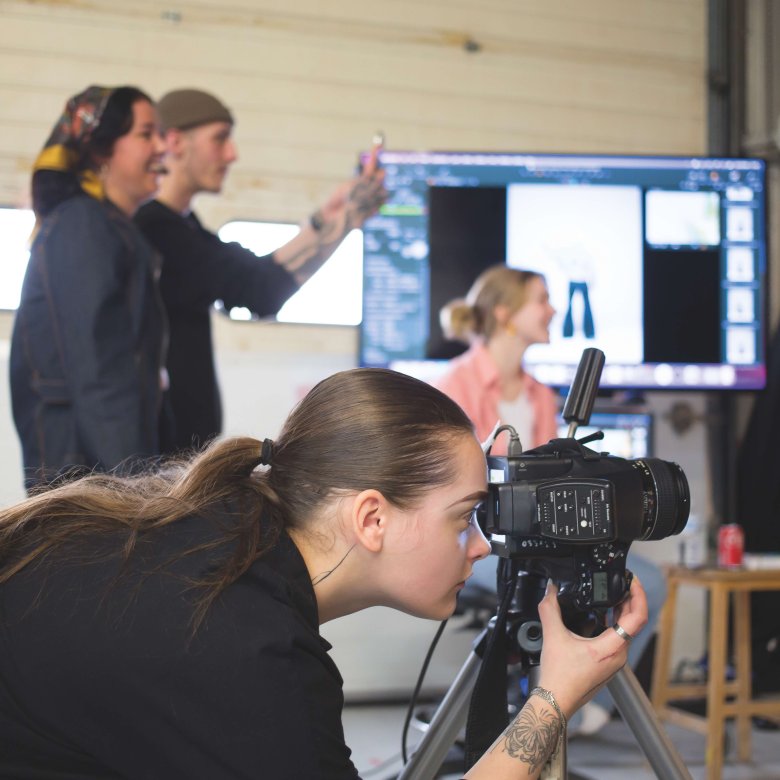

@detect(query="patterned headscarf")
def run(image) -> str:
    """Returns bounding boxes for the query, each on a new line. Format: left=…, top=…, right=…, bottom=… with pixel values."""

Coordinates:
left=32, top=85, right=115, bottom=203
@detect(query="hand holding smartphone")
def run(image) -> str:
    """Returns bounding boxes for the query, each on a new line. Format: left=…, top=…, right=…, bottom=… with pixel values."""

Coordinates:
left=358, top=131, right=385, bottom=174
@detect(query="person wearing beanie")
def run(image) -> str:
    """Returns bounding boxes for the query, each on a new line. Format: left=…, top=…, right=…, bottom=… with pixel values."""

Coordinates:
left=135, top=88, right=387, bottom=454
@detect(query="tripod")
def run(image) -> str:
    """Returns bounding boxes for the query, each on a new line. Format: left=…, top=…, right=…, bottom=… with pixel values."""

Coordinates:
left=396, top=574, right=693, bottom=780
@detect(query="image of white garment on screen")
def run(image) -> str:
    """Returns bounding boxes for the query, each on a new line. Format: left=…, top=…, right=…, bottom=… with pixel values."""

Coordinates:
left=726, top=206, right=755, bottom=242
left=505, top=183, right=643, bottom=367
left=498, top=393, right=534, bottom=452
left=645, top=190, right=720, bottom=246
left=726, top=327, right=757, bottom=365
left=726, top=247, right=755, bottom=282
left=726, top=288, right=755, bottom=323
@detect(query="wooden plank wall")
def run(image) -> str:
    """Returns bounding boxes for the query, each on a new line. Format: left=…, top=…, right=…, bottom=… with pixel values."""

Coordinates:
left=0, top=0, right=707, bottom=231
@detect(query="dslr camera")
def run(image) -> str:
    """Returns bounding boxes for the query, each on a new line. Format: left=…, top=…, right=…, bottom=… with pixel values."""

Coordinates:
left=479, top=349, right=690, bottom=613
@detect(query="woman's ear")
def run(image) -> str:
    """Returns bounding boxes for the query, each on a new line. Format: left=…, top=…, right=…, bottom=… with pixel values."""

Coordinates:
left=92, top=152, right=110, bottom=174
left=351, top=489, right=389, bottom=553
left=493, top=303, right=511, bottom=326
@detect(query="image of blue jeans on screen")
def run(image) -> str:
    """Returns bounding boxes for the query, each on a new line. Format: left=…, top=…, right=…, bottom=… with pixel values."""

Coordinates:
left=563, top=280, right=595, bottom=339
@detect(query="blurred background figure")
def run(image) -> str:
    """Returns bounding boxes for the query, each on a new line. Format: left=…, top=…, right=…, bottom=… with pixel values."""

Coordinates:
left=435, top=262, right=667, bottom=737
left=436, top=265, right=558, bottom=454
left=10, top=85, right=167, bottom=491
left=135, top=88, right=387, bottom=454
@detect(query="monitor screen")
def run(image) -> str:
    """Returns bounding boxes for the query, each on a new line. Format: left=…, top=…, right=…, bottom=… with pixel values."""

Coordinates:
left=359, top=151, right=767, bottom=390
left=557, top=411, right=653, bottom=459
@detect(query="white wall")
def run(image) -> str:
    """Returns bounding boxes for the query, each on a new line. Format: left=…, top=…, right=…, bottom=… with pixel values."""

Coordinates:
left=1, top=0, right=707, bottom=220
left=0, top=0, right=713, bottom=697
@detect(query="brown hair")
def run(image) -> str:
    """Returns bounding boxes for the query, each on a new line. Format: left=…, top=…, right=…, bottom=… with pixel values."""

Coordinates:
left=0, top=368, right=475, bottom=629
left=440, top=265, right=544, bottom=343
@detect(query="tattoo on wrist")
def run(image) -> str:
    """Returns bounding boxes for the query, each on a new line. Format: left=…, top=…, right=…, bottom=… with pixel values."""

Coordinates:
left=347, top=177, right=385, bottom=222
left=491, top=702, right=564, bottom=773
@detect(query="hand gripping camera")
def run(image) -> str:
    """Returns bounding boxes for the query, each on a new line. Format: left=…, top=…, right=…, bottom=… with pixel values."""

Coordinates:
left=479, top=349, right=690, bottom=614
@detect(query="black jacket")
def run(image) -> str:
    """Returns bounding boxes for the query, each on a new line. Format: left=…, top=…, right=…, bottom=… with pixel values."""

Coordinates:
left=9, top=196, right=166, bottom=490
left=134, top=201, right=299, bottom=453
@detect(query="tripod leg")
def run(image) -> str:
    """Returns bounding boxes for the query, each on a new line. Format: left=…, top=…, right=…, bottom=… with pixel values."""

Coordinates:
left=398, top=655, right=569, bottom=780
left=607, top=666, right=693, bottom=780
left=397, top=649, right=482, bottom=780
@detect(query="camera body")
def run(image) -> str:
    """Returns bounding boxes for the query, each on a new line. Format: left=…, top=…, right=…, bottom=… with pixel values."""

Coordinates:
left=482, top=436, right=689, bottom=613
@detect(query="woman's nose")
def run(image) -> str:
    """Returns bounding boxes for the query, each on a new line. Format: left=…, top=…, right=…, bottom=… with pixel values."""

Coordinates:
left=470, top=524, right=492, bottom=561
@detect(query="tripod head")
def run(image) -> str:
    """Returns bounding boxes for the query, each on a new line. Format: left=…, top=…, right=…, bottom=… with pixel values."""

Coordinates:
left=486, top=558, right=608, bottom=684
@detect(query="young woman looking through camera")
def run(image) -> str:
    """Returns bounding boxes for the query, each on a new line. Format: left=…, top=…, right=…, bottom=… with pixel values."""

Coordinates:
left=0, top=368, right=646, bottom=779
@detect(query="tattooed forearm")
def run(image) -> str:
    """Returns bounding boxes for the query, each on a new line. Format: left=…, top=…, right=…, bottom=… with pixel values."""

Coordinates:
left=346, top=177, right=386, bottom=222
left=491, top=704, right=563, bottom=774
left=273, top=169, right=386, bottom=283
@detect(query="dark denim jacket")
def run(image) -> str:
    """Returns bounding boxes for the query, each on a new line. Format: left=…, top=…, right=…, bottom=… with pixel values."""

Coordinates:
left=9, top=195, right=167, bottom=490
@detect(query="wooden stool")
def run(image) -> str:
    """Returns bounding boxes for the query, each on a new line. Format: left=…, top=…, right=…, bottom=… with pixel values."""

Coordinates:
left=651, top=566, right=780, bottom=780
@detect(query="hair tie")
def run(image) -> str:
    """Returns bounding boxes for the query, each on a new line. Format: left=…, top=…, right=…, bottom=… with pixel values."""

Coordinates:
left=260, top=438, right=275, bottom=466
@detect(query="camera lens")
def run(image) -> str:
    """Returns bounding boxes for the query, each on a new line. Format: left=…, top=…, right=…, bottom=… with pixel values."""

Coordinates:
left=635, top=458, right=690, bottom=540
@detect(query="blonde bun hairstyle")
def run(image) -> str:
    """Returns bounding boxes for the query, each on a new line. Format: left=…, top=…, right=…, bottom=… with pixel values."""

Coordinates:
left=439, top=297, right=479, bottom=343
left=440, top=265, right=544, bottom=343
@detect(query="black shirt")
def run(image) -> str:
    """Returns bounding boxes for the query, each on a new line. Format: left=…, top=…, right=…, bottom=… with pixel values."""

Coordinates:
left=0, top=509, right=359, bottom=779
left=135, top=201, right=299, bottom=454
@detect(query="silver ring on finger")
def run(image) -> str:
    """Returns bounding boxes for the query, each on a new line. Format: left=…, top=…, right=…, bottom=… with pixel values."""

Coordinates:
left=612, top=622, right=633, bottom=643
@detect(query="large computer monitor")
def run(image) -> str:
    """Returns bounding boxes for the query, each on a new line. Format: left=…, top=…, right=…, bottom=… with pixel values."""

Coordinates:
left=360, top=151, right=767, bottom=390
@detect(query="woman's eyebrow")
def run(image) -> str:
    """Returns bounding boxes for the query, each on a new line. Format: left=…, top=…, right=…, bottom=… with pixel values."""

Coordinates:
left=446, top=490, right=488, bottom=509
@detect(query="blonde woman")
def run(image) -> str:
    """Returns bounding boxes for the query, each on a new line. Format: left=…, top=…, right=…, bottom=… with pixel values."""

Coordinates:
left=437, top=265, right=557, bottom=453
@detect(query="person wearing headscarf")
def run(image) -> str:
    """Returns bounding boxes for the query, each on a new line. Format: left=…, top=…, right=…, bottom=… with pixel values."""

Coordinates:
left=10, top=85, right=168, bottom=490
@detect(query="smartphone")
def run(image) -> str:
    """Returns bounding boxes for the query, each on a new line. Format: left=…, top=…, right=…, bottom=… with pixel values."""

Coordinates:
left=358, top=131, right=384, bottom=173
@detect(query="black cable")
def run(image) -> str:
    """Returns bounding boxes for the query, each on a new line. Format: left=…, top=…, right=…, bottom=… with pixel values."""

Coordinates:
left=488, top=424, right=520, bottom=455
left=400, top=617, right=448, bottom=765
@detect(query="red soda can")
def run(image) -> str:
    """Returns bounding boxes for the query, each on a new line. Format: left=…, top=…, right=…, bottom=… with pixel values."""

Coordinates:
left=718, top=524, right=744, bottom=568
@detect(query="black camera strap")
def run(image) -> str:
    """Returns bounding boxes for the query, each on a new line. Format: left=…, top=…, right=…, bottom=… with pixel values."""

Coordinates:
left=463, top=558, right=518, bottom=769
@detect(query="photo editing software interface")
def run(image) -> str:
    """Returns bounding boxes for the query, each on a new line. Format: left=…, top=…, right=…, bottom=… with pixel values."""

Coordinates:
left=360, top=152, right=767, bottom=390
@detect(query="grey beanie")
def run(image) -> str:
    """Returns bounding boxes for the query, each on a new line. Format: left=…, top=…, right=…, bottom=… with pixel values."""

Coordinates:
left=157, top=88, right=234, bottom=131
